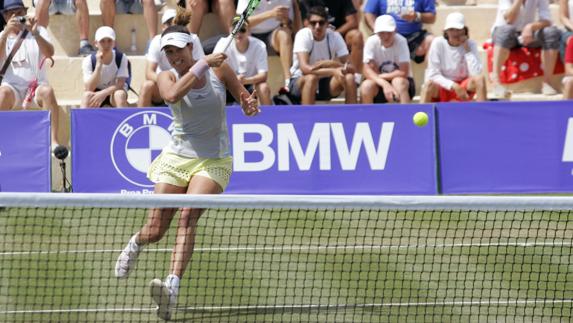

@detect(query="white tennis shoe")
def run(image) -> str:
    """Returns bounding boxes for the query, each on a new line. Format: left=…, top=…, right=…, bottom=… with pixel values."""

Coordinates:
left=114, top=238, right=141, bottom=278
left=150, top=278, right=177, bottom=321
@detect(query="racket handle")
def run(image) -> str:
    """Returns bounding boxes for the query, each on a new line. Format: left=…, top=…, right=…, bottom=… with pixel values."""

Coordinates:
left=214, top=35, right=234, bottom=54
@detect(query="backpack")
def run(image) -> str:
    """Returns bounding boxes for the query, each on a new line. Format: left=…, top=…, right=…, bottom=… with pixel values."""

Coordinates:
left=90, top=50, right=138, bottom=95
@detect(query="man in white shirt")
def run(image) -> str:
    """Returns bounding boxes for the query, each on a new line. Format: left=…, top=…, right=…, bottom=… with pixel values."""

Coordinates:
left=81, top=26, right=129, bottom=108
left=289, top=6, right=357, bottom=104
left=0, top=0, right=64, bottom=152
left=361, top=15, right=414, bottom=104
left=491, top=0, right=562, bottom=96
left=214, top=23, right=272, bottom=105
left=421, top=12, right=486, bottom=103
left=237, top=0, right=302, bottom=92
left=138, top=9, right=204, bottom=107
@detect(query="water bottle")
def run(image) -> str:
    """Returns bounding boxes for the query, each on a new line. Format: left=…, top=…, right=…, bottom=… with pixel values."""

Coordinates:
left=130, top=28, right=137, bottom=53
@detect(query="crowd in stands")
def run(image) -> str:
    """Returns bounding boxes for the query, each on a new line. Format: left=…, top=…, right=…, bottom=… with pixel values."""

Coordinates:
left=2, top=0, right=573, bottom=151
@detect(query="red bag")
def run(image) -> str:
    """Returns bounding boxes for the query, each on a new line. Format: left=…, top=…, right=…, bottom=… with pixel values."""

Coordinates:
left=484, top=42, right=564, bottom=84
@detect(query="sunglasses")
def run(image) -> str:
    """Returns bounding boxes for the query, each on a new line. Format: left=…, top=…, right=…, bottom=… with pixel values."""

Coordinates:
left=238, top=28, right=247, bottom=33
left=309, top=20, right=326, bottom=27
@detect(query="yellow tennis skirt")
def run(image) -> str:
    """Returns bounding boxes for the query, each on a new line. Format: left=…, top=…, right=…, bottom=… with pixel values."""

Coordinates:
left=147, top=151, right=233, bottom=190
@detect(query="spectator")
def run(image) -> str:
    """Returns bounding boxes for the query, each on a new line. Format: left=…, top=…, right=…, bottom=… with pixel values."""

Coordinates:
left=138, top=9, right=205, bottom=107
left=0, top=0, right=64, bottom=151
left=180, top=0, right=235, bottom=35
left=563, top=36, right=573, bottom=99
left=559, top=0, right=573, bottom=62
left=363, top=0, right=436, bottom=64
left=289, top=6, right=357, bottom=104
left=236, top=0, right=302, bottom=92
left=300, top=0, right=364, bottom=84
left=421, top=12, right=486, bottom=103
left=81, top=26, right=129, bottom=108
left=214, top=23, right=272, bottom=105
left=491, top=0, right=561, bottom=97
left=33, top=0, right=95, bottom=55
left=361, top=15, right=414, bottom=104
left=100, top=0, right=158, bottom=41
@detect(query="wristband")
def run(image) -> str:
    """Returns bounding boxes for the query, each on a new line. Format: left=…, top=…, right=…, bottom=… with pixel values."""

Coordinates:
left=415, top=12, right=422, bottom=23
left=189, top=59, right=209, bottom=78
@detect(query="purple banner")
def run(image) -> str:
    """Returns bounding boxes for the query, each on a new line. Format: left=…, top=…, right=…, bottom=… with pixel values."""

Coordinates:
left=72, top=108, right=172, bottom=193
left=0, top=111, right=50, bottom=192
left=438, top=101, right=573, bottom=194
left=72, top=105, right=437, bottom=194
left=227, top=104, right=437, bottom=194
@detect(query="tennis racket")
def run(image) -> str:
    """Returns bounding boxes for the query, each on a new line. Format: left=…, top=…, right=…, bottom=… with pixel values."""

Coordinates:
left=218, top=0, right=262, bottom=52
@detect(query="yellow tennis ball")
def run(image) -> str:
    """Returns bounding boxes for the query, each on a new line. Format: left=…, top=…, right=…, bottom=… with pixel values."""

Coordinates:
left=413, top=112, right=429, bottom=127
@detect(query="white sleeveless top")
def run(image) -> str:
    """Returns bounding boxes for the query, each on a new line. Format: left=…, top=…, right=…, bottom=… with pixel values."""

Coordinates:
left=165, top=68, right=230, bottom=158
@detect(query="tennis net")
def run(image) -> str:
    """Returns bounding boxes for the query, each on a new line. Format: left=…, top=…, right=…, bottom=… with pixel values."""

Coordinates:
left=0, top=193, right=571, bottom=322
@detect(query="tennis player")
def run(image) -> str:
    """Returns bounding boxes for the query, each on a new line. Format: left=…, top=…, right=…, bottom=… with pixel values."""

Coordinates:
left=114, top=11, right=260, bottom=321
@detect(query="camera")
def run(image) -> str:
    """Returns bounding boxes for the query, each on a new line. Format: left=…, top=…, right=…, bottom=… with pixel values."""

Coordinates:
left=15, top=16, right=26, bottom=24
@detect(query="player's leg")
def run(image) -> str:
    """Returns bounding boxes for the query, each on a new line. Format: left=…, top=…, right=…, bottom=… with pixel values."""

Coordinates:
left=115, top=182, right=185, bottom=279
left=151, top=159, right=229, bottom=320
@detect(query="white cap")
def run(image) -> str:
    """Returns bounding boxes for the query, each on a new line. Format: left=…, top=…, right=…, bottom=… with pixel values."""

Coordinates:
left=161, top=9, right=176, bottom=24
left=444, top=12, right=465, bottom=30
left=161, top=32, right=193, bottom=50
left=95, top=26, right=116, bottom=42
left=374, top=15, right=396, bottom=33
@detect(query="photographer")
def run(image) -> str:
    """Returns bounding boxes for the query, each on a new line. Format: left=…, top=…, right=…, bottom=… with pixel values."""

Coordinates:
left=0, top=0, right=64, bottom=152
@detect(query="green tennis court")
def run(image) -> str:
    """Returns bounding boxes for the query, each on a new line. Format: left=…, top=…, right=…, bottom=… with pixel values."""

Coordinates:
left=1, top=206, right=572, bottom=322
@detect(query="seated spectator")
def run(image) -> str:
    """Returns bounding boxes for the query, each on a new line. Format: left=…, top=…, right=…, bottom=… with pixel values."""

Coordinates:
left=361, top=15, right=414, bottom=104
left=33, top=0, right=95, bottom=55
left=563, top=36, right=573, bottom=99
left=236, top=0, right=302, bottom=92
left=289, top=6, right=357, bottom=104
left=560, top=0, right=573, bottom=61
left=138, top=9, right=205, bottom=107
left=81, top=26, right=129, bottom=108
left=0, top=0, right=64, bottom=152
left=214, top=23, right=272, bottom=105
left=180, top=0, right=235, bottom=35
left=491, top=0, right=561, bottom=97
left=363, top=0, right=436, bottom=64
left=421, top=12, right=486, bottom=103
left=100, top=0, right=158, bottom=41
left=300, top=0, right=364, bottom=84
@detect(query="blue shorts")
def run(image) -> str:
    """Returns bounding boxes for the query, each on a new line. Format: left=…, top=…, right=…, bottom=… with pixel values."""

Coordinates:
left=33, top=0, right=76, bottom=15
left=115, top=0, right=143, bottom=14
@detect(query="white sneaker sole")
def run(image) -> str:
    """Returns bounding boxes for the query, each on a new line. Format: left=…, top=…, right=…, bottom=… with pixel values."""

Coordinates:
left=150, top=279, right=173, bottom=321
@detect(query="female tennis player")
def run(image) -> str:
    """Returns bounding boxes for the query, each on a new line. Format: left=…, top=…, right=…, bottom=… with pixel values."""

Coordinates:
left=114, top=10, right=259, bottom=321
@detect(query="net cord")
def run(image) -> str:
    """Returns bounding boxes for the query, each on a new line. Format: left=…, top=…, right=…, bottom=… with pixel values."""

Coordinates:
left=1, top=193, right=573, bottom=210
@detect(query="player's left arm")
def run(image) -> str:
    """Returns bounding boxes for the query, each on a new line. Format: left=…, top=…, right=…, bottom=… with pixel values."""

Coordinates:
left=217, top=63, right=260, bottom=116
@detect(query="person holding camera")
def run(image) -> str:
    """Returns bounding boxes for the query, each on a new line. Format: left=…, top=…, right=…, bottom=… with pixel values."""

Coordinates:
left=420, top=12, right=486, bottom=103
left=0, top=0, right=64, bottom=153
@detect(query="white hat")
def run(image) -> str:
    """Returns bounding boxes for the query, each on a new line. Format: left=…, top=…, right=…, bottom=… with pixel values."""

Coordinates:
left=161, top=32, right=193, bottom=50
left=161, top=9, right=176, bottom=24
left=95, top=26, right=116, bottom=42
left=444, top=12, right=465, bottom=30
left=374, top=15, right=396, bottom=33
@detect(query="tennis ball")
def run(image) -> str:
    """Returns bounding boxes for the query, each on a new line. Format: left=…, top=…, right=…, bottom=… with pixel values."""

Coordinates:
left=413, top=112, right=429, bottom=127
